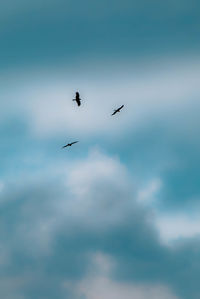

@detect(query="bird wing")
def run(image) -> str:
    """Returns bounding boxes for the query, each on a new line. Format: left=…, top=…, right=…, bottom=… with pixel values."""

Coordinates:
left=111, top=110, right=117, bottom=115
left=76, top=92, right=80, bottom=98
left=62, top=144, right=69, bottom=148
left=76, top=99, right=81, bottom=106
left=71, top=141, right=79, bottom=145
left=119, top=105, right=124, bottom=110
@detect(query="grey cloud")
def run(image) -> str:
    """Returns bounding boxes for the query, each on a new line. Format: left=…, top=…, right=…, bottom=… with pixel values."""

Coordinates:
left=0, top=152, right=200, bottom=298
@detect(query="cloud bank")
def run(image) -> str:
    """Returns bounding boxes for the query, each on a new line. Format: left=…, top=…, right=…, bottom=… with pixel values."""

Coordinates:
left=0, top=150, right=200, bottom=298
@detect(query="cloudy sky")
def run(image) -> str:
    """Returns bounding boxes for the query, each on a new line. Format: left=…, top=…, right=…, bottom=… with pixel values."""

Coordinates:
left=1, top=1, right=200, bottom=298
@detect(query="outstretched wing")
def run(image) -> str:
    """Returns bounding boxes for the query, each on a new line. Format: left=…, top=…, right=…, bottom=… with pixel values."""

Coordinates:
left=111, top=110, right=117, bottom=116
left=111, top=105, right=124, bottom=116
left=71, top=141, right=79, bottom=145
left=62, top=144, right=69, bottom=148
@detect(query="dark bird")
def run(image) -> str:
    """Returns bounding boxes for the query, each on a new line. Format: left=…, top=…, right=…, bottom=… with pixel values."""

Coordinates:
left=73, top=92, right=81, bottom=106
left=62, top=141, right=79, bottom=149
left=111, top=105, right=124, bottom=116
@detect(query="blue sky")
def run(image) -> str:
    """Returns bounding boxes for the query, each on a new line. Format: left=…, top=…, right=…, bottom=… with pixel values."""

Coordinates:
left=0, top=1, right=200, bottom=298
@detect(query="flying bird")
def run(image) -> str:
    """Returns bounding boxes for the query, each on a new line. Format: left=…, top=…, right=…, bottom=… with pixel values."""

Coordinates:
left=111, top=105, right=124, bottom=116
left=73, top=92, right=81, bottom=106
left=62, top=141, right=79, bottom=149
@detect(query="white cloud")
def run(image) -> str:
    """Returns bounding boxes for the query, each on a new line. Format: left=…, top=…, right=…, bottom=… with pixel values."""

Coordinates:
left=0, top=148, right=198, bottom=298
left=155, top=213, right=200, bottom=245
left=59, top=149, right=136, bottom=231
left=77, top=277, right=180, bottom=299
left=0, top=149, right=134, bottom=257
left=137, top=178, right=162, bottom=205
left=71, top=252, right=180, bottom=299
left=2, top=55, right=199, bottom=139
left=67, top=148, right=129, bottom=197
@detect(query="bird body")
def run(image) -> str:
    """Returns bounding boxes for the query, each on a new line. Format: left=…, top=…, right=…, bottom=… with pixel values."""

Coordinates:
left=73, top=92, right=81, bottom=106
left=62, top=141, right=79, bottom=148
left=111, top=105, right=124, bottom=115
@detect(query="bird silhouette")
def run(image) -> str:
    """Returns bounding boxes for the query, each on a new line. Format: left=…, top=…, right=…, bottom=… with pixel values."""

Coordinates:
left=62, top=141, right=79, bottom=149
left=111, top=105, right=124, bottom=116
left=73, top=92, right=81, bottom=106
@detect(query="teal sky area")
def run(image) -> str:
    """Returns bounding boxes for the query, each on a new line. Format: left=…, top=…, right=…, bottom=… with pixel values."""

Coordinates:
left=0, top=1, right=200, bottom=298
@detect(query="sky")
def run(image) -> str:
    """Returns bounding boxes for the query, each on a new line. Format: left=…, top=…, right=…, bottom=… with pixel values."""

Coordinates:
left=0, top=1, right=200, bottom=298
